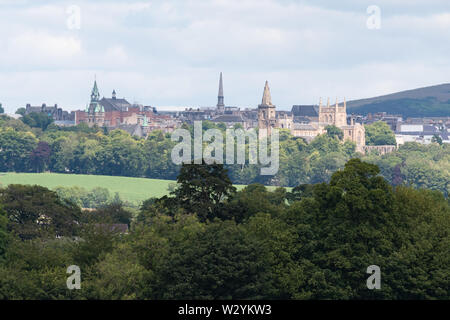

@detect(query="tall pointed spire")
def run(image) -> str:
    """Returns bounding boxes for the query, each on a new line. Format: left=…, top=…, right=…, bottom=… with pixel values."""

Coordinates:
left=217, top=72, right=225, bottom=112
left=261, top=81, right=273, bottom=106
left=218, top=72, right=224, bottom=97
left=91, top=80, right=100, bottom=102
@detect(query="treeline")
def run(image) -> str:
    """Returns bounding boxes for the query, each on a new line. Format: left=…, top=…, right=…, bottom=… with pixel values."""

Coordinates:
left=0, top=115, right=448, bottom=196
left=0, top=160, right=449, bottom=299
left=54, top=186, right=123, bottom=209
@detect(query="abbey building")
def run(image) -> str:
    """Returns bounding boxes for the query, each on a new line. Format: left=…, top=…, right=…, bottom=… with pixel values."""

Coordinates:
left=257, top=81, right=366, bottom=152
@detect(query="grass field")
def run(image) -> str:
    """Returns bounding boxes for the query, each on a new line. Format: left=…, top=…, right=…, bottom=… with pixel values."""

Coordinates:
left=0, top=173, right=284, bottom=205
left=0, top=173, right=175, bottom=205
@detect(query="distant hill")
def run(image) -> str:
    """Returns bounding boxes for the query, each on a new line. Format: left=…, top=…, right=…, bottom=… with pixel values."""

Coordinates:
left=347, top=83, right=450, bottom=118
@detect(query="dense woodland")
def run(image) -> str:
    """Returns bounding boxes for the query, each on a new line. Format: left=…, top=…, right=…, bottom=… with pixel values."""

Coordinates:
left=0, top=114, right=448, bottom=196
left=0, top=159, right=448, bottom=299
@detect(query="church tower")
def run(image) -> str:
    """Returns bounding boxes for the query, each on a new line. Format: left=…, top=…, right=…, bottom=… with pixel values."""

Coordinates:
left=217, top=72, right=225, bottom=114
left=258, top=81, right=277, bottom=139
left=318, top=97, right=347, bottom=127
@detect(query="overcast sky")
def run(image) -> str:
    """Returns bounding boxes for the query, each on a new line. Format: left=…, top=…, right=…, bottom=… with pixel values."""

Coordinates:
left=0, top=0, right=449, bottom=112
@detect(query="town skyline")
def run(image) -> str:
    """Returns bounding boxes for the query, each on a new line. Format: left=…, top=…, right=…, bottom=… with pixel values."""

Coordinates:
left=4, top=73, right=450, bottom=113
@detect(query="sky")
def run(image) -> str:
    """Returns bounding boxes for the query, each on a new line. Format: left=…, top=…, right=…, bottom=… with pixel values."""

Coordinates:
left=0, top=0, right=449, bottom=112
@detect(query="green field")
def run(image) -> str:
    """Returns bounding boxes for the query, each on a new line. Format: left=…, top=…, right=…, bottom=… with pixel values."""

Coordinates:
left=0, top=173, right=283, bottom=205
left=0, top=173, right=175, bottom=205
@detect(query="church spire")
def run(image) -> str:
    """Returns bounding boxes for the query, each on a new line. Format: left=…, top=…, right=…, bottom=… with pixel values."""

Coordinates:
left=91, top=80, right=100, bottom=102
left=217, top=72, right=224, bottom=111
left=218, top=72, right=224, bottom=97
left=261, top=81, right=273, bottom=106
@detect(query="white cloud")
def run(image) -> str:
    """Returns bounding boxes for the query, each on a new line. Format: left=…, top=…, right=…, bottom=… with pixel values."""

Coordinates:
left=10, top=32, right=82, bottom=58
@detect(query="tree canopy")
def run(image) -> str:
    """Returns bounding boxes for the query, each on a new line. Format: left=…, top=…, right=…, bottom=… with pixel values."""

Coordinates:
left=0, top=159, right=448, bottom=300
left=365, top=121, right=397, bottom=146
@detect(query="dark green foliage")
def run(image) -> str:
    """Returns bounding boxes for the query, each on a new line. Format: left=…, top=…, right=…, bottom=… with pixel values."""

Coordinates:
left=15, top=108, right=26, bottom=116
left=325, top=125, right=344, bottom=140
left=432, top=134, right=443, bottom=145
left=0, top=127, right=37, bottom=172
left=365, top=121, right=397, bottom=146
left=88, top=202, right=133, bottom=227
left=166, top=160, right=236, bottom=222
left=0, top=160, right=449, bottom=300
left=287, top=184, right=314, bottom=203
left=286, top=159, right=449, bottom=299
left=21, top=112, right=54, bottom=131
left=0, top=205, right=8, bottom=261
left=0, top=185, right=82, bottom=240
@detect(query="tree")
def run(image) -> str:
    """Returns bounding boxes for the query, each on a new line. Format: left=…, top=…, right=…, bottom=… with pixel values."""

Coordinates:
left=325, top=125, right=344, bottom=140
left=365, top=121, right=396, bottom=146
left=89, top=202, right=133, bottom=227
left=217, top=184, right=287, bottom=222
left=15, top=107, right=26, bottom=116
left=30, top=141, right=51, bottom=172
left=432, top=134, right=443, bottom=145
left=287, top=184, right=314, bottom=203
left=391, top=164, right=404, bottom=186
left=86, top=187, right=111, bottom=208
left=150, top=218, right=281, bottom=299
left=0, top=127, right=38, bottom=172
left=286, top=159, right=396, bottom=299
left=0, top=103, right=4, bottom=114
left=0, top=185, right=82, bottom=240
left=0, top=205, right=8, bottom=261
left=168, top=160, right=236, bottom=221
left=21, top=112, right=54, bottom=130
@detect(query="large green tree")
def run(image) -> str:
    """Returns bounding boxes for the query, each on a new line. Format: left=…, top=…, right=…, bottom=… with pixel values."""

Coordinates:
left=0, top=127, right=37, bottom=172
left=21, top=112, right=54, bottom=131
left=365, top=121, right=397, bottom=146
left=0, top=205, right=8, bottom=261
left=167, top=161, right=236, bottom=221
left=0, top=185, right=82, bottom=240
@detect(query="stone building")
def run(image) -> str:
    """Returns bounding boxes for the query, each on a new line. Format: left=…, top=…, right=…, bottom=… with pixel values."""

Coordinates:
left=256, top=81, right=365, bottom=152
left=291, top=97, right=366, bottom=152
left=76, top=80, right=155, bottom=127
left=75, top=80, right=172, bottom=137
left=257, top=81, right=293, bottom=138
left=24, top=103, right=74, bottom=121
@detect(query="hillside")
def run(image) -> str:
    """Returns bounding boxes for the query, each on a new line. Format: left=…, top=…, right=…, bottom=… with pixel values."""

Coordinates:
left=346, top=83, right=450, bottom=118
left=0, top=173, right=174, bottom=205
